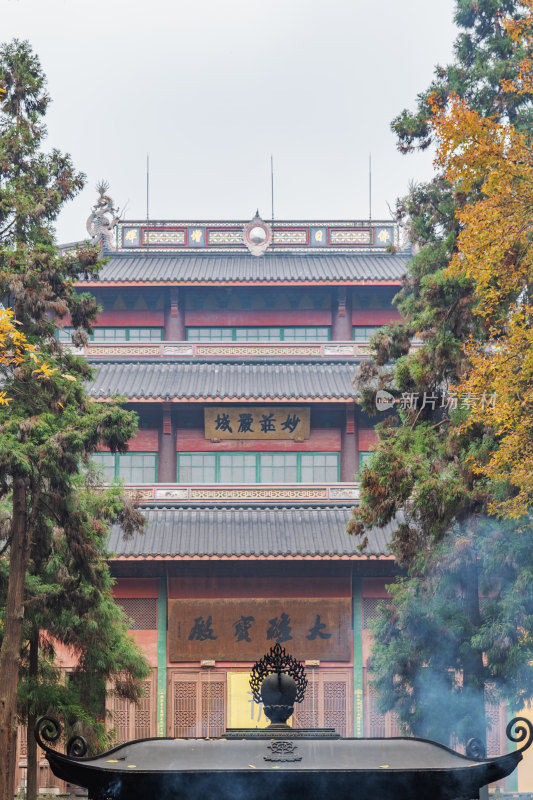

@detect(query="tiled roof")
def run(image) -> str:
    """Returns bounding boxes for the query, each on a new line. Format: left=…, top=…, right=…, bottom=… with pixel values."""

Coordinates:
left=86, top=359, right=358, bottom=400
left=83, top=253, right=409, bottom=284
left=108, top=506, right=394, bottom=559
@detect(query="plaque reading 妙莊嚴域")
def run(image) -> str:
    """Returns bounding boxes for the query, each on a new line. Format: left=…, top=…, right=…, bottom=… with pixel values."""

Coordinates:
left=204, top=407, right=310, bottom=440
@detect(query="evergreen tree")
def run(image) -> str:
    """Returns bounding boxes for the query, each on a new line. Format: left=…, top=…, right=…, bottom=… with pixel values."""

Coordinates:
left=0, top=40, right=147, bottom=800
left=348, top=1, right=533, bottom=746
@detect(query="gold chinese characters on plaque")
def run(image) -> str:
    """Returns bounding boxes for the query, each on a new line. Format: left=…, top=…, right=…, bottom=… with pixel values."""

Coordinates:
left=168, top=598, right=351, bottom=662
left=204, top=406, right=310, bottom=440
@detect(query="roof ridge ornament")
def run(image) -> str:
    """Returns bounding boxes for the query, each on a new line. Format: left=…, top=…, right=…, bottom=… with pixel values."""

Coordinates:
left=86, top=181, right=120, bottom=249
left=243, top=211, right=272, bottom=257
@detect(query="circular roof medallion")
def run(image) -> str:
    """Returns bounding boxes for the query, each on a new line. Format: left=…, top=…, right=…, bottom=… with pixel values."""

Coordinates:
left=249, top=226, right=267, bottom=244
left=243, top=212, right=272, bottom=256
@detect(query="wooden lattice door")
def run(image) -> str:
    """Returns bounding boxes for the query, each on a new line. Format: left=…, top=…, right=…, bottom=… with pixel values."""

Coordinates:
left=107, top=669, right=157, bottom=744
left=292, top=669, right=351, bottom=736
left=169, top=670, right=226, bottom=738
left=363, top=668, right=401, bottom=737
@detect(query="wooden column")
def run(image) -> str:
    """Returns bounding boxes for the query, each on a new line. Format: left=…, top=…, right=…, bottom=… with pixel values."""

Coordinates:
left=331, top=287, right=353, bottom=341
left=352, top=575, right=364, bottom=737
left=340, top=405, right=358, bottom=481
left=164, top=288, right=185, bottom=341
left=158, top=404, right=176, bottom=483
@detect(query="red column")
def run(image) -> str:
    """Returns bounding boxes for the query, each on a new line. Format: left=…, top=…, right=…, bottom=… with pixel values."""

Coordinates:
left=340, top=405, right=358, bottom=481
left=164, top=288, right=185, bottom=341
left=158, top=403, right=177, bottom=483
left=331, top=287, right=353, bottom=341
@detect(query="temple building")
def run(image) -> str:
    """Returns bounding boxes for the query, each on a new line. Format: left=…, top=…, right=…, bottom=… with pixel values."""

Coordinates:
left=19, top=203, right=523, bottom=793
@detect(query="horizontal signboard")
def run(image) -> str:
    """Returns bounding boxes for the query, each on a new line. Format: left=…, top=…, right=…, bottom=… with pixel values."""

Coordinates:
left=204, top=406, right=310, bottom=440
left=168, top=598, right=351, bottom=662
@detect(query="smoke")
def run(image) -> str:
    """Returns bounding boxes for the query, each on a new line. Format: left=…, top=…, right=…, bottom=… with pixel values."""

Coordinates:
left=368, top=515, right=533, bottom=751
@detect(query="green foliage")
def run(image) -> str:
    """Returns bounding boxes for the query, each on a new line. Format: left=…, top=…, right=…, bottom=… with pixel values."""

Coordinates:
left=349, top=1, right=533, bottom=746
left=0, top=39, right=148, bottom=784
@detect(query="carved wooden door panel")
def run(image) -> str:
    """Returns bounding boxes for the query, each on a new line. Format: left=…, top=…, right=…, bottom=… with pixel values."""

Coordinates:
left=363, top=669, right=401, bottom=737
left=292, top=668, right=351, bottom=736
left=169, top=670, right=226, bottom=738
left=107, top=669, right=157, bottom=744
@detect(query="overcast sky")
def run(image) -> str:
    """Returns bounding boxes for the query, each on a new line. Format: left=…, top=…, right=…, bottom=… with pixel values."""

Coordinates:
left=4, top=0, right=457, bottom=243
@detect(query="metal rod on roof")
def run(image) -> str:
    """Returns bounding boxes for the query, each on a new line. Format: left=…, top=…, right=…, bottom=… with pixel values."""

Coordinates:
left=271, top=154, right=275, bottom=221
left=147, top=153, right=150, bottom=221
left=369, top=153, right=372, bottom=224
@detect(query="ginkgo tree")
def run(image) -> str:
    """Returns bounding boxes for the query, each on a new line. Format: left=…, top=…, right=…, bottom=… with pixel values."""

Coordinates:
left=431, top=4, right=533, bottom=520
left=349, top=0, right=533, bottom=747
left=0, top=306, right=52, bottom=404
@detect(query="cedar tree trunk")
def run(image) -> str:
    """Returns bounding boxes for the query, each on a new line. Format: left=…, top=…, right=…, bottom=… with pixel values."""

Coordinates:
left=0, top=476, right=31, bottom=800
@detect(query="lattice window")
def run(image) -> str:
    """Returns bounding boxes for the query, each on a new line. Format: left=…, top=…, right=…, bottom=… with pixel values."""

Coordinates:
left=116, top=598, right=157, bottom=630
left=259, top=453, right=298, bottom=483
left=292, top=670, right=350, bottom=735
left=178, top=453, right=216, bottom=483
left=300, top=453, right=339, bottom=483
left=117, top=452, right=157, bottom=484
left=323, top=681, right=347, bottom=735
left=353, top=326, right=382, bottom=342
left=201, top=680, right=225, bottom=738
left=171, top=674, right=226, bottom=738
left=219, top=453, right=256, bottom=484
left=134, top=681, right=153, bottom=739
left=18, top=725, right=27, bottom=757
left=173, top=681, right=198, bottom=737
left=486, top=702, right=502, bottom=757
left=186, top=327, right=330, bottom=342
left=111, top=696, right=130, bottom=744
left=359, top=451, right=374, bottom=471
left=108, top=671, right=156, bottom=743
left=362, top=597, right=391, bottom=629
left=177, top=452, right=340, bottom=485
left=292, top=678, right=319, bottom=729
left=364, top=672, right=401, bottom=737
left=92, top=452, right=157, bottom=484
left=365, top=682, right=386, bottom=737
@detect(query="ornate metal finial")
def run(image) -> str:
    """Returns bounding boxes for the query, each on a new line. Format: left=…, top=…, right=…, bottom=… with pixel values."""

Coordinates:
left=249, top=643, right=307, bottom=724
left=86, top=181, right=120, bottom=249
left=250, top=643, right=307, bottom=704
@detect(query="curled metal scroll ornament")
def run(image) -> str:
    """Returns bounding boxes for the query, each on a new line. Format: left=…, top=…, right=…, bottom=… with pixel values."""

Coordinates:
left=34, top=716, right=61, bottom=750
left=506, top=717, right=533, bottom=753
left=250, top=643, right=307, bottom=705
left=466, top=738, right=486, bottom=759
left=67, top=734, right=88, bottom=757
left=34, top=717, right=88, bottom=758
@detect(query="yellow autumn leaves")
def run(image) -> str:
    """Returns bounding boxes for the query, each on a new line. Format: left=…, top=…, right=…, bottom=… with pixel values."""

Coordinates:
left=0, top=308, right=76, bottom=405
left=430, top=1, right=533, bottom=519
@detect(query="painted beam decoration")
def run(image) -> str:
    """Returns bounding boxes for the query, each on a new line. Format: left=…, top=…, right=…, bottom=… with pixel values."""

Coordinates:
left=168, top=598, right=351, bottom=661
left=205, top=406, right=310, bottom=440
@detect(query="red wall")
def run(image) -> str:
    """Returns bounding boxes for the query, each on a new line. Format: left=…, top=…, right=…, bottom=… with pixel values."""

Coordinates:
left=60, top=311, right=165, bottom=327
left=113, top=579, right=159, bottom=599
left=99, top=429, right=159, bottom=452
left=358, top=429, right=378, bottom=450
left=176, top=428, right=341, bottom=452
left=168, top=575, right=352, bottom=599
left=352, top=310, right=402, bottom=324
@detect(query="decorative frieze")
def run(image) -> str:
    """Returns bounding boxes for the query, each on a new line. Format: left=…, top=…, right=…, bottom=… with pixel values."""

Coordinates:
left=115, top=220, right=397, bottom=253
left=120, top=484, right=359, bottom=503
left=195, top=344, right=322, bottom=357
